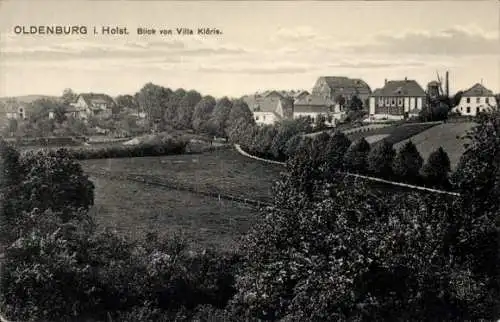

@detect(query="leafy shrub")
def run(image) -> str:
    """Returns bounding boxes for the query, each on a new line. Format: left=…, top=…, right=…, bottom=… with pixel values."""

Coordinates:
left=324, top=131, right=351, bottom=175
left=343, top=137, right=370, bottom=174
left=367, top=139, right=396, bottom=179
left=421, top=147, right=451, bottom=189
left=68, top=139, right=188, bottom=160
left=232, top=161, right=498, bottom=320
left=392, top=141, right=423, bottom=184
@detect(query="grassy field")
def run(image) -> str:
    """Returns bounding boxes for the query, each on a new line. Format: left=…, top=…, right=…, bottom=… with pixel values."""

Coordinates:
left=347, top=122, right=440, bottom=145
left=394, top=122, right=476, bottom=169
left=87, top=176, right=261, bottom=251
left=82, top=149, right=283, bottom=249
left=81, top=149, right=283, bottom=202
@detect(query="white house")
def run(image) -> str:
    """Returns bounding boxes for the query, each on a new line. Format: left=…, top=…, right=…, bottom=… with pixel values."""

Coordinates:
left=70, top=93, right=116, bottom=120
left=242, top=91, right=293, bottom=125
left=369, top=78, right=427, bottom=121
left=5, top=103, right=29, bottom=120
left=452, top=83, right=497, bottom=116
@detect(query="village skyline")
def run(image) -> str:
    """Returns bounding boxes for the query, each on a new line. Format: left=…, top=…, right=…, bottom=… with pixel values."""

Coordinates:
left=0, top=1, right=499, bottom=98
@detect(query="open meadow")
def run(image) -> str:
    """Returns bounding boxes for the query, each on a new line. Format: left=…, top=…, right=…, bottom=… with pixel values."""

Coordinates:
left=81, top=148, right=283, bottom=202
left=87, top=176, right=261, bottom=251
left=394, top=122, right=476, bottom=169
left=81, top=149, right=284, bottom=249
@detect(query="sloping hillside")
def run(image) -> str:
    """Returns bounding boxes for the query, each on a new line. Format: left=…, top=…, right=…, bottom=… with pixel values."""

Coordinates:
left=0, top=95, right=60, bottom=104
left=394, top=122, right=476, bottom=170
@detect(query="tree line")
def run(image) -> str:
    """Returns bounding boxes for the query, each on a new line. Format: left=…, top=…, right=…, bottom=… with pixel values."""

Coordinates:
left=233, top=117, right=454, bottom=190
left=0, top=108, right=499, bottom=321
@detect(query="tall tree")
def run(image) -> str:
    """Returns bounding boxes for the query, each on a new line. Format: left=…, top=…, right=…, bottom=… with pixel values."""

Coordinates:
left=115, top=94, right=139, bottom=112
left=348, top=95, right=363, bottom=111
left=137, top=83, right=171, bottom=126
left=61, top=88, right=78, bottom=105
left=421, top=147, right=451, bottom=189
left=225, top=99, right=254, bottom=137
left=208, top=97, right=233, bottom=138
left=343, top=137, right=370, bottom=174
left=367, top=139, right=396, bottom=179
left=269, top=119, right=307, bottom=161
left=164, top=88, right=187, bottom=128
left=192, top=96, right=216, bottom=133
left=392, top=141, right=423, bottom=184
left=175, top=90, right=202, bottom=129
left=324, top=131, right=352, bottom=175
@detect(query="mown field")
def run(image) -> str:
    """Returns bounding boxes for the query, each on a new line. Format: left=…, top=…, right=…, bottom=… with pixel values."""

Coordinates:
left=394, top=122, right=476, bottom=169
left=87, top=176, right=261, bottom=251
left=82, top=149, right=284, bottom=249
left=81, top=149, right=283, bottom=202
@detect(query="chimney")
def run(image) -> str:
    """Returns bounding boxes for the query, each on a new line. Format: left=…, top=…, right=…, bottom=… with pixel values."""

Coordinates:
left=445, top=71, right=449, bottom=96
left=405, top=77, right=407, bottom=81
left=385, top=79, right=387, bottom=85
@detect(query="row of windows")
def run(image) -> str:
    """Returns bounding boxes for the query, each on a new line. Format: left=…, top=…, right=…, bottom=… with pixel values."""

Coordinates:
left=460, top=106, right=487, bottom=114
left=465, top=97, right=490, bottom=104
left=378, top=97, right=405, bottom=107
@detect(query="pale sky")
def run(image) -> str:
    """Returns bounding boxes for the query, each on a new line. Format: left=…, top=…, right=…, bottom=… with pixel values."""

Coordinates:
left=0, top=1, right=499, bottom=98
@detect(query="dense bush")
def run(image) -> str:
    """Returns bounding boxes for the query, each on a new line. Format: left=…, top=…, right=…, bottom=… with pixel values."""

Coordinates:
left=367, top=139, right=396, bottom=179
left=68, top=140, right=188, bottom=160
left=232, top=149, right=499, bottom=321
left=421, top=147, right=451, bottom=189
left=343, top=137, right=370, bottom=174
left=392, top=141, right=424, bottom=184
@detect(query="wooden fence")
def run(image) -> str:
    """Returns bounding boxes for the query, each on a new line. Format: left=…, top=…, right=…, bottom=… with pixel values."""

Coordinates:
left=86, top=170, right=273, bottom=209
left=234, top=145, right=461, bottom=197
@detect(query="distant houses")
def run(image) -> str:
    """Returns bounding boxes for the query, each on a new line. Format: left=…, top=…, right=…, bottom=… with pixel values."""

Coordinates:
left=293, top=95, right=339, bottom=126
left=69, top=93, right=117, bottom=119
left=242, top=91, right=294, bottom=125
left=369, top=78, right=427, bottom=121
left=5, top=103, right=30, bottom=120
left=452, top=83, right=497, bottom=116
left=311, top=76, right=372, bottom=110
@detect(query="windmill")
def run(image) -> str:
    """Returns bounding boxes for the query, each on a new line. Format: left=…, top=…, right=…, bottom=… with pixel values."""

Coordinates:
left=436, top=71, right=445, bottom=96
left=435, top=70, right=450, bottom=97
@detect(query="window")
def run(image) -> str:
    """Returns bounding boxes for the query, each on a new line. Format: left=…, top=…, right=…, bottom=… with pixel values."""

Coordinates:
left=391, top=98, right=396, bottom=106
left=255, top=116, right=259, bottom=121
left=476, top=97, right=481, bottom=103
left=263, top=115, right=266, bottom=120
left=466, top=97, right=470, bottom=103
left=397, top=98, right=403, bottom=106
left=486, top=97, right=489, bottom=104
left=466, top=106, right=471, bottom=113
left=378, top=98, right=384, bottom=106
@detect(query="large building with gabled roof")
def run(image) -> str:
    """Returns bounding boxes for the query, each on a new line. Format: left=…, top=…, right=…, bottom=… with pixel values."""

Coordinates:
left=311, top=76, right=372, bottom=109
left=452, top=82, right=497, bottom=116
left=368, top=78, right=427, bottom=120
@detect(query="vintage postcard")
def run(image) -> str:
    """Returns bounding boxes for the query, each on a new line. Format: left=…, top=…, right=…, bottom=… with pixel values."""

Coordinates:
left=0, top=1, right=499, bottom=321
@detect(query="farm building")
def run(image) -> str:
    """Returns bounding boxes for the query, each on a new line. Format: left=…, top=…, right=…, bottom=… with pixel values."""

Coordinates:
left=293, top=95, right=343, bottom=126
left=452, top=83, right=498, bottom=116
left=242, top=91, right=294, bottom=125
left=4, top=102, right=30, bottom=120
left=368, top=78, right=427, bottom=121
left=70, top=93, right=116, bottom=120
left=311, top=76, right=372, bottom=110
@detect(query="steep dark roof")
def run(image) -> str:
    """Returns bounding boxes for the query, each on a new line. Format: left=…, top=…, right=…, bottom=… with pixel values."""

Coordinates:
left=78, top=93, right=116, bottom=109
left=318, top=76, right=372, bottom=96
left=461, top=83, right=494, bottom=97
left=371, top=80, right=426, bottom=97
